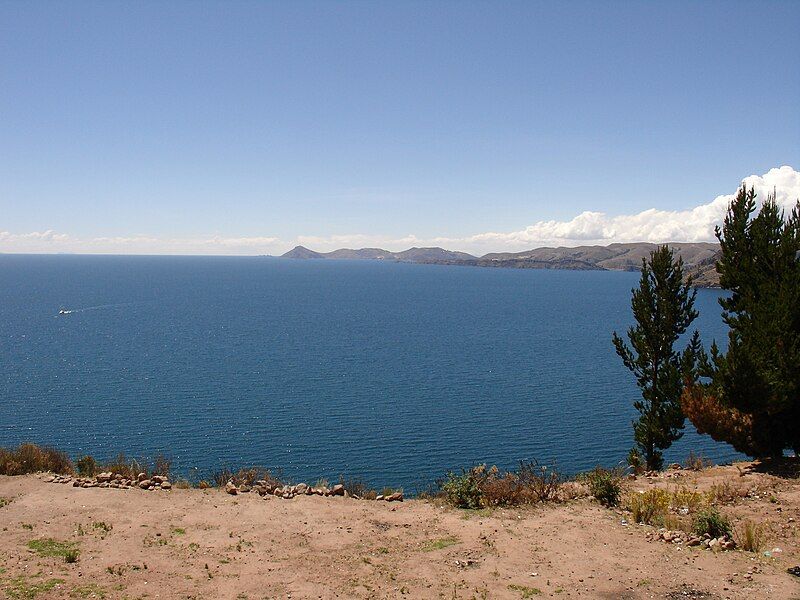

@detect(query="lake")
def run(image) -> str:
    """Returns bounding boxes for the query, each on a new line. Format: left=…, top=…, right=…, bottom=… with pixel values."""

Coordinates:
left=0, top=255, right=740, bottom=491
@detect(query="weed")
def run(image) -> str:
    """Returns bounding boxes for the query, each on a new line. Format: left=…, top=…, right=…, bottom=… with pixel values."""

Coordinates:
left=76, top=456, right=97, bottom=477
left=735, top=521, right=765, bottom=552
left=692, top=508, right=732, bottom=538
left=508, top=584, right=541, bottom=597
left=171, top=528, right=186, bottom=535
left=92, top=522, right=113, bottom=533
left=707, top=479, right=750, bottom=504
left=628, top=489, right=670, bottom=525
left=584, top=467, right=622, bottom=507
left=3, top=575, right=65, bottom=599
left=70, top=583, right=106, bottom=598
left=684, top=451, right=711, bottom=471
left=0, top=497, right=12, bottom=508
left=422, top=537, right=459, bottom=552
left=27, top=538, right=79, bottom=562
left=441, top=468, right=485, bottom=509
left=21, top=523, right=33, bottom=530
left=0, top=443, right=73, bottom=475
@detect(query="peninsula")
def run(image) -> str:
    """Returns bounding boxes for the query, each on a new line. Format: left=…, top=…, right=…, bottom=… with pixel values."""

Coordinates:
left=282, top=242, right=722, bottom=286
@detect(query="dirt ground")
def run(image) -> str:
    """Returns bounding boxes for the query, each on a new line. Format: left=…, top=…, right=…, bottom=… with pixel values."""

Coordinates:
left=0, top=463, right=798, bottom=599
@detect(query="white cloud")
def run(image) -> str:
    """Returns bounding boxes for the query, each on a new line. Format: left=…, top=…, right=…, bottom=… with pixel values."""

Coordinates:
left=1, top=166, right=798, bottom=255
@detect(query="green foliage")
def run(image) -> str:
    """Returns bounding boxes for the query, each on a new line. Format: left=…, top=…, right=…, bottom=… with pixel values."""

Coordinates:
left=75, top=456, right=96, bottom=477
left=3, top=575, right=65, bottom=599
left=584, top=467, right=621, bottom=507
left=421, top=536, right=459, bottom=551
left=692, top=507, right=731, bottom=538
left=613, top=245, right=702, bottom=470
left=27, top=538, right=79, bottom=562
left=440, top=468, right=484, bottom=509
left=701, top=185, right=800, bottom=457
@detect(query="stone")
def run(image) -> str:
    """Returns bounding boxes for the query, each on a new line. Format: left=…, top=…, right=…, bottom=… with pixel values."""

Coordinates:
left=239, top=485, right=251, bottom=493
left=138, top=479, right=152, bottom=489
left=331, top=484, right=345, bottom=496
left=295, top=483, right=308, bottom=494
left=151, top=475, right=165, bottom=484
left=225, top=481, right=238, bottom=495
left=96, top=472, right=113, bottom=483
left=687, top=537, right=702, bottom=547
left=375, top=494, right=384, bottom=501
left=137, top=472, right=147, bottom=481
left=386, top=491, right=404, bottom=502
left=161, top=481, right=172, bottom=490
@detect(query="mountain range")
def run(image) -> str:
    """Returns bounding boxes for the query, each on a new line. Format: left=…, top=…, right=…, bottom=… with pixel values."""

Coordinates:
left=281, top=242, right=721, bottom=286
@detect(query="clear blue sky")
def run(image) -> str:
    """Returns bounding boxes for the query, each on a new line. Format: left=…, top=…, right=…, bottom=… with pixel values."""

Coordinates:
left=1, top=1, right=799, bottom=253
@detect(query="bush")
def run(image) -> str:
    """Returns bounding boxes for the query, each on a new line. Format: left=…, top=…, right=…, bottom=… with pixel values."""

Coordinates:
left=683, top=451, right=711, bottom=472
left=438, top=461, right=564, bottom=509
left=213, top=467, right=280, bottom=488
left=692, top=508, right=732, bottom=538
left=628, top=489, right=670, bottom=525
left=584, top=467, right=621, bottom=506
left=76, top=455, right=97, bottom=477
left=627, top=448, right=645, bottom=475
left=0, top=444, right=74, bottom=475
left=517, top=460, right=562, bottom=502
left=440, top=467, right=485, bottom=509
left=102, top=453, right=146, bottom=480
left=338, top=475, right=377, bottom=499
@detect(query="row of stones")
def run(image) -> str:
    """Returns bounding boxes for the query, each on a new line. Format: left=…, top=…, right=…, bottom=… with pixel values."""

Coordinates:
left=646, top=528, right=736, bottom=550
left=47, top=473, right=404, bottom=502
left=48, top=472, right=172, bottom=490
left=224, top=480, right=404, bottom=502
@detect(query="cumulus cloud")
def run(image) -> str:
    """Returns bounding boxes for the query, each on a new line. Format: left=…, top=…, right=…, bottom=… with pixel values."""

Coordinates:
left=1, top=166, right=798, bottom=255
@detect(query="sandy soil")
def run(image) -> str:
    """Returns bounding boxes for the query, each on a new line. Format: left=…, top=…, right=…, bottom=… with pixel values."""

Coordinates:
left=0, top=463, right=798, bottom=599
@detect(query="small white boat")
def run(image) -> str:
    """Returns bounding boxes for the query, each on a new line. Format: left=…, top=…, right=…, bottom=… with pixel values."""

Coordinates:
left=58, top=308, right=70, bottom=315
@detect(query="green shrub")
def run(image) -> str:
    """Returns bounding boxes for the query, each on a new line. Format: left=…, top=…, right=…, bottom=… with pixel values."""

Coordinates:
left=440, top=468, right=485, bottom=509
left=76, top=456, right=97, bottom=477
left=692, top=507, right=732, bottom=538
left=584, top=467, right=621, bottom=506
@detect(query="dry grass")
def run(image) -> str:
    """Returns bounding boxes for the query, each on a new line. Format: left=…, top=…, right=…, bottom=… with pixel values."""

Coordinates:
left=0, top=444, right=73, bottom=476
left=735, top=520, right=766, bottom=552
left=212, top=467, right=281, bottom=488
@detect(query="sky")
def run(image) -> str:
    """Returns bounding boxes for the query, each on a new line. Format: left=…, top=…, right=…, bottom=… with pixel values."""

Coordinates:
left=1, top=1, right=799, bottom=256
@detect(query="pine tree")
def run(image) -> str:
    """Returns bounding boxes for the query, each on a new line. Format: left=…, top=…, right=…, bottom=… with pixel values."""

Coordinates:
left=613, top=246, right=701, bottom=471
left=697, top=185, right=800, bottom=457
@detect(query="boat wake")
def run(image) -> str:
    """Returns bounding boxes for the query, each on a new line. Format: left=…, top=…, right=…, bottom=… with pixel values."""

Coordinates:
left=57, top=302, right=141, bottom=316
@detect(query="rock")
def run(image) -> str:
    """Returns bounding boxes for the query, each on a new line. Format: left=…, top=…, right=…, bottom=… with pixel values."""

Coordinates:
left=386, top=492, right=404, bottom=502
left=331, top=484, right=345, bottom=496
left=225, top=481, right=238, bottom=495
left=161, top=481, right=172, bottom=490
left=687, top=537, right=702, bottom=547
left=151, top=475, right=165, bottom=484
left=239, top=485, right=251, bottom=493
left=295, top=483, right=308, bottom=494
left=96, top=472, right=113, bottom=483
left=137, top=472, right=147, bottom=481
left=138, top=479, right=152, bottom=489
left=721, top=540, right=736, bottom=551
left=375, top=494, right=384, bottom=501
left=787, top=566, right=800, bottom=578
left=668, top=463, right=682, bottom=470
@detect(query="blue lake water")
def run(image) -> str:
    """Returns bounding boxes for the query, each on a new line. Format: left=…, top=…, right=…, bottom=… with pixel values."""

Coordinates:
left=0, top=255, right=740, bottom=490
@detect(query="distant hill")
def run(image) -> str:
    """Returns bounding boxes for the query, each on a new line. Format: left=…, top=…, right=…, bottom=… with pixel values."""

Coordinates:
left=685, top=250, right=722, bottom=288
left=280, top=242, right=722, bottom=286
